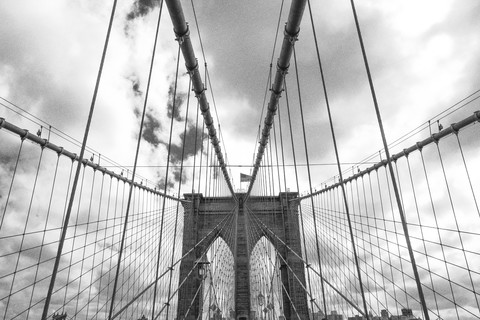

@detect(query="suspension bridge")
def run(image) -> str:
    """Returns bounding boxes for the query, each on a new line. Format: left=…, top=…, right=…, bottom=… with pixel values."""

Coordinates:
left=1, top=0, right=479, bottom=320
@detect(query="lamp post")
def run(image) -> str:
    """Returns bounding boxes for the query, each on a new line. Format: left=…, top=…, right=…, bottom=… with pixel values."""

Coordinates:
left=196, top=257, right=210, bottom=319
left=257, top=293, right=265, bottom=307
left=257, top=293, right=265, bottom=320
left=197, top=259, right=210, bottom=280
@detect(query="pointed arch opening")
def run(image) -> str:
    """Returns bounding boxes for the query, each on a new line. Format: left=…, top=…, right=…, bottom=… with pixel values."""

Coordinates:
left=249, top=236, right=283, bottom=320
left=200, top=236, right=235, bottom=320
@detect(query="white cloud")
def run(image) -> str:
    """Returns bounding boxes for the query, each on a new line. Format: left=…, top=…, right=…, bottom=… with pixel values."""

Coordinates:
left=1, top=0, right=480, bottom=318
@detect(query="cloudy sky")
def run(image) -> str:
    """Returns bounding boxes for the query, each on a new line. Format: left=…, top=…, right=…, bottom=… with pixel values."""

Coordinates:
left=1, top=0, right=480, bottom=193
left=1, top=1, right=480, bottom=318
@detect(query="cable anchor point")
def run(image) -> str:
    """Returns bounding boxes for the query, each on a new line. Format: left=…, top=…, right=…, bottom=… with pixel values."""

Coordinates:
left=174, top=23, right=190, bottom=45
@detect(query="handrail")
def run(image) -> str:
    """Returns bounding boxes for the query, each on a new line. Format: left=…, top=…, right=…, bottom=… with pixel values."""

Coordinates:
left=0, top=117, right=188, bottom=202
left=294, top=110, right=480, bottom=202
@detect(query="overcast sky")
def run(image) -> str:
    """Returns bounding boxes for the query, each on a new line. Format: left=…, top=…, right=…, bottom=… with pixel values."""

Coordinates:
left=1, top=0, right=480, bottom=192
left=1, top=1, right=480, bottom=318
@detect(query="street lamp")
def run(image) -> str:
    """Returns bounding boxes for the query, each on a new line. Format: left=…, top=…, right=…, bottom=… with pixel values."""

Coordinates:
left=257, top=293, right=265, bottom=307
left=196, top=257, right=210, bottom=280
left=52, top=313, right=67, bottom=320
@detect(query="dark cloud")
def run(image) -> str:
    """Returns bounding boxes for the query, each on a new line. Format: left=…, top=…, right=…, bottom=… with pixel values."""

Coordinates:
left=129, top=76, right=143, bottom=97
left=155, top=124, right=205, bottom=188
left=129, top=75, right=143, bottom=120
left=156, top=177, right=175, bottom=191
left=158, top=123, right=206, bottom=167
left=133, top=106, right=141, bottom=118
left=142, top=112, right=161, bottom=147
left=172, top=166, right=186, bottom=184
left=167, top=80, right=187, bottom=121
left=126, top=0, right=158, bottom=21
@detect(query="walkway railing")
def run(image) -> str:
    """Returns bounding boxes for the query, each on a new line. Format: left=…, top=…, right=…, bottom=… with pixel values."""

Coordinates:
left=296, top=112, right=480, bottom=319
left=0, top=118, right=186, bottom=319
left=246, top=111, right=480, bottom=320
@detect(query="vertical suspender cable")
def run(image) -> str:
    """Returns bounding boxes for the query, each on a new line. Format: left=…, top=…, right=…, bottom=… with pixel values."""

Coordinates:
left=305, top=1, right=370, bottom=317
left=165, top=0, right=235, bottom=197
left=74, top=168, right=97, bottom=316
left=192, top=101, right=200, bottom=194
left=197, top=119, right=205, bottom=193
left=152, top=43, right=181, bottom=319
left=272, top=120, right=283, bottom=194
left=284, top=80, right=320, bottom=317
left=42, top=1, right=118, bottom=318
left=286, top=60, right=331, bottom=316
left=283, top=88, right=316, bottom=316
left=26, top=153, right=60, bottom=318
left=165, top=77, right=191, bottom=320
left=107, top=2, right=164, bottom=318
left=62, top=165, right=87, bottom=310
left=349, top=1, right=429, bottom=318
left=5, top=147, right=44, bottom=318
left=248, top=0, right=307, bottom=195
left=205, top=136, right=211, bottom=196
left=0, top=139, right=24, bottom=232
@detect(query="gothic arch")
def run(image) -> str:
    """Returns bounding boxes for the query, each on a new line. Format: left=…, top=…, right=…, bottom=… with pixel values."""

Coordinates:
left=177, top=193, right=309, bottom=320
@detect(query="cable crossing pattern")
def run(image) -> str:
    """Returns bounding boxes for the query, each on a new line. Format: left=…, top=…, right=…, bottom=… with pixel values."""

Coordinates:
left=1, top=0, right=480, bottom=320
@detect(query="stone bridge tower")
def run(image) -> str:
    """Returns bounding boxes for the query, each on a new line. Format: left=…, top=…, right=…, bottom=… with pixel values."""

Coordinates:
left=177, top=192, right=309, bottom=320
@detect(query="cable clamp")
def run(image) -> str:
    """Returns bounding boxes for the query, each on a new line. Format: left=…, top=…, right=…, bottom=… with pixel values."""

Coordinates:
left=186, top=59, right=199, bottom=77
left=194, top=86, right=206, bottom=98
left=271, top=88, right=283, bottom=99
left=416, top=142, right=424, bottom=151
left=175, top=24, right=190, bottom=45
left=276, top=60, right=289, bottom=76
left=431, top=133, right=440, bottom=144
left=474, top=111, right=480, bottom=121
left=450, top=123, right=459, bottom=135
left=284, top=24, right=299, bottom=44
left=20, top=129, right=29, bottom=141
left=40, top=139, right=48, bottom=150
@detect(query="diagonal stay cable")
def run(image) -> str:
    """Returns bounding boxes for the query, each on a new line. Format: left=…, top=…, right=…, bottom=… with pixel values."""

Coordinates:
left=110, top=208, right=236, bottom=319
left=245, top=203, right=366, bottom=315
left=350, top=2, right=429, bottom=317
left=245, top=203, right=364, bottom=317
left=41, top=1, right=118, bottom=319
left=295, top=110, right=480, bottom=202
left=108, top=2, right=165, bottom=317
